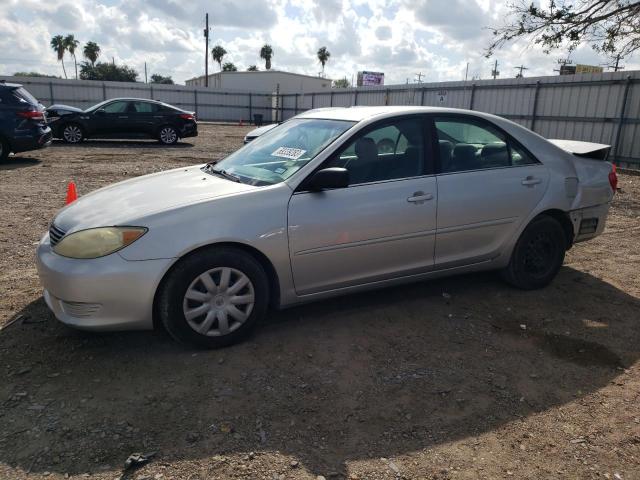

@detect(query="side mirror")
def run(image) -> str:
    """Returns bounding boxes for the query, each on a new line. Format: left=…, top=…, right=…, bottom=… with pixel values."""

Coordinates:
left=95, top=109, right=106, bottom=115
left=307, top=168, right=349, bottom=191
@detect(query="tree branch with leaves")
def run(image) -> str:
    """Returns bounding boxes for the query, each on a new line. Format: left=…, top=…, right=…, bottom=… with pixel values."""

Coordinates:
left=487, top=0, right=640, bottom=59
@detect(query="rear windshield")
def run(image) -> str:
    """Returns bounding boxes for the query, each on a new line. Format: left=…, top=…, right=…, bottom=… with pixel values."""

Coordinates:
left=12, top=87, right=39, bottom=106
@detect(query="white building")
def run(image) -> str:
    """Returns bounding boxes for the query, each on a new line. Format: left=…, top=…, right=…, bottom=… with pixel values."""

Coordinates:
left=185, top=70, right=332, bottom=94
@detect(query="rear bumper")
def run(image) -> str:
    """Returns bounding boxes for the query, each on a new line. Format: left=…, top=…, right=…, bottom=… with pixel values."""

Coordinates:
left=181, top=123, right=198, bottom=138
left=11, top=126, right=52, bottom=153
left=36, top=233, right=171, bottom=331
left=570, top=203, right=610, bottom=243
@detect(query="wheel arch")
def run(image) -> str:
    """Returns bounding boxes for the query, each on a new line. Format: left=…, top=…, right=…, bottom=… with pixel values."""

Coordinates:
left=152, top=241, right=281, bottom=330
left=535, top=208, right=574, bottom=249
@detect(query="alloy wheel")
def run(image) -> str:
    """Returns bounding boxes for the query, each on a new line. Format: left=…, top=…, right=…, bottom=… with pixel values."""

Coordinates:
left=63, top=125, right=83, bottom=143
left=160, top=127, right=177, bottom=144
left=182, top=267, right=255, bottom=337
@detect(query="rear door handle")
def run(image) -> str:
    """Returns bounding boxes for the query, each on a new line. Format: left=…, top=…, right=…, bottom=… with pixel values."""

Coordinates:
left=118, top=115, right=129, bottom=119
left=521, top=176, right=542, bottom=186
left=407, top=192, right=434, bottom=203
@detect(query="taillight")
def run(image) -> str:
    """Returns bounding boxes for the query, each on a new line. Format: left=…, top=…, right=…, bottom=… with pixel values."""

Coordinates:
left=608, top=163, right=618, bottom=193
left=17, top=110, right=45, bottom=121
left=179, top=113, right=195, bottom=121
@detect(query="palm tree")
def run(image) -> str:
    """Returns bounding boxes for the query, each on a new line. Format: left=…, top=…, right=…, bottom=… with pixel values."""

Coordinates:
left=317, top=46, right=331, bottom=76
left=64, top=34, right=80, bottom=79
left=211, top=45, right=227, bottom=71
left=83, top=41, right=101, bottom=67
left=50, top=35, right=67, bottom=79
left=260, top=44, right=273, bottom=70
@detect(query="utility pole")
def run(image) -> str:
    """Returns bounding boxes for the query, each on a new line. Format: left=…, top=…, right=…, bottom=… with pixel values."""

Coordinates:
left=144, top=62, right=147, bottom=83
left=204, top=13, right=210, bottom=87
left=514, top=64, right=528, bottom=78
left=608, top=54, right=625, bottom=72
left=415, top=72, right=424, bottom=83
left=464, top=62, right=469, bottom=82
left=491, top=59, right=500, bottom=79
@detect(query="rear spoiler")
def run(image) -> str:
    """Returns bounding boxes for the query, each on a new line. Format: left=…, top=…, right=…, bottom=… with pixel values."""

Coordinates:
left=548, top=139, right=610, bottom=161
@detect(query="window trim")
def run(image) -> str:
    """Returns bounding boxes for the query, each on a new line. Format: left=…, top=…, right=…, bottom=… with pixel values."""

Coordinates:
left=296, top=114, right=435, bottom=192
left=428, top=113, right=541, bottom=175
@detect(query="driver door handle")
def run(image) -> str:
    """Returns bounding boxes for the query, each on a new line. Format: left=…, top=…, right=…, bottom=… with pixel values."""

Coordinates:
left=118, top=115, right=129, bottom=119
left=407, top=192, right=433, bottom=203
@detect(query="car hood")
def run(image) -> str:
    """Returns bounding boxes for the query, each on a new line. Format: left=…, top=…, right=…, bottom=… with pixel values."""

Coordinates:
left=46, top=104, right=84, bottom=113
left=245, top=123, right=278, bottom=139
left=53, top=165, right=256, bottom=232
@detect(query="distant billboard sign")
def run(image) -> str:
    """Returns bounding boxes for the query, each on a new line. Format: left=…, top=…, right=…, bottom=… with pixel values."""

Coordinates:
left=575, top=64, right=604, bottom=74
left=357, top=71, right=384, bottom=86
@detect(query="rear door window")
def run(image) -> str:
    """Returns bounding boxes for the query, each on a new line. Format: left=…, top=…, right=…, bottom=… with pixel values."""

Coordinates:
left=132, top=102, right=159, bottom=113
left=434, top=117, right=538, bottom=173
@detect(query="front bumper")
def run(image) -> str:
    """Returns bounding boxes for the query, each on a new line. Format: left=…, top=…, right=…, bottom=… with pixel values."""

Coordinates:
left=12, top=126, right=52, bottom=153
left=36, top=234, right=172, bottom=331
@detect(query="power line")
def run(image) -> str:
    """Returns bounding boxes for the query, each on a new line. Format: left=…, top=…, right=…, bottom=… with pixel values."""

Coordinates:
left=514, top=65, right=528, bottom=78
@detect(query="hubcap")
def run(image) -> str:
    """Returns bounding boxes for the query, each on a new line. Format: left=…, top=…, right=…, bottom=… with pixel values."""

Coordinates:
left=182, top=267, right=255, bottom=337
left=522, top=232, right=555, bottom=277
left=63, top=125, right=82, bottom=143
left=160, top=127, right=177, bottom=144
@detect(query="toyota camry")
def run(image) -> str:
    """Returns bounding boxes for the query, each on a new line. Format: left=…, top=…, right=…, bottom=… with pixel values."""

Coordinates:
left=36, top=106, right=616, bottom=347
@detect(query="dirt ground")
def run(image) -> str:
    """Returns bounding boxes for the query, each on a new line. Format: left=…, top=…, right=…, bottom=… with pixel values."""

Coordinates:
left=0, top=124, right=639, bottom=480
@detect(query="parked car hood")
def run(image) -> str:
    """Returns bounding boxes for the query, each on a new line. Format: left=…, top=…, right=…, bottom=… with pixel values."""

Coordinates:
left=53, top=165, right=256, bottom=232
left=46, top=104, right=84, bottom=113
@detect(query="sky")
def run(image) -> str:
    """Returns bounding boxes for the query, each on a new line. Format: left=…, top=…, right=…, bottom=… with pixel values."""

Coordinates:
left=0, top=0, right=637, bottom=86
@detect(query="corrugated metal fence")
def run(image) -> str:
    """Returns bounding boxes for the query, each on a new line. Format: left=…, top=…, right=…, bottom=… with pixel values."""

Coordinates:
left=0, top=76, right=273, bottom=125
left=2, top=71, right=639, bottom=167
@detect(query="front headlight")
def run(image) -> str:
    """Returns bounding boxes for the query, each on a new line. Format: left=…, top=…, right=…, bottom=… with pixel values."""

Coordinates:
left=53, top=227, right=147, bottom=259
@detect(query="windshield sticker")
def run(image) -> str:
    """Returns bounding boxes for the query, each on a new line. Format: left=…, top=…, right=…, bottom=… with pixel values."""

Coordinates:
left=271, top=146, right=306, bottom=160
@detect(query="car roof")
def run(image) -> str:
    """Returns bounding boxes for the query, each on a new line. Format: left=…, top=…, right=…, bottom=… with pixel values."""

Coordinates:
left=296, top=106, right=499, bottom=122
left=0, top=82, right=22, bottom=89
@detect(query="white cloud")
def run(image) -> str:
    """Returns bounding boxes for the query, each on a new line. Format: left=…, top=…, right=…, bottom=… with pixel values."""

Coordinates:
left=0, top=0, right=636, bottom=85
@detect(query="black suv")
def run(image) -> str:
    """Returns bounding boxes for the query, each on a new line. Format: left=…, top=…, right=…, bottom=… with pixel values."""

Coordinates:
left=0, top=82, right=52, bottom=161
left=46, top=98, right=198, bottom=145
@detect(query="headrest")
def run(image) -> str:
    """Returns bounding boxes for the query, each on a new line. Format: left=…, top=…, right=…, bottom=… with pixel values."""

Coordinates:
left=453, top=144, right=477, bottom=158
left=355, top=137, right=377, bottom=157
left=481, top=143, right=507, bottom=158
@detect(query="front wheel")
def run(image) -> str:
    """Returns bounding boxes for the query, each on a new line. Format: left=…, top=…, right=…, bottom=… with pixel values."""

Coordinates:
left=501, top=216, right=567, bottom=290
left=158, top=126, right=179, bottom=145
left=61, top=124, right=84, bottom=143
left=157, top=247, right=269, bottom=348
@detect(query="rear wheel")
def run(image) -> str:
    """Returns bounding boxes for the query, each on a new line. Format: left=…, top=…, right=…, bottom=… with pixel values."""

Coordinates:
left=501, top=215, right=567, bottom=290
left=62, top=123, right=84, bottom=143
left=158, top=125, right=178, bottom=145
left=157, top=247, right=269, bottom=348
left=0, top=137, right=9, bottom=162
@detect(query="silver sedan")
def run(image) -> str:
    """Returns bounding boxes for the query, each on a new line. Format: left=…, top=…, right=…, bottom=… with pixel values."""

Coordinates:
left=36, top=106, right=616, bottom=347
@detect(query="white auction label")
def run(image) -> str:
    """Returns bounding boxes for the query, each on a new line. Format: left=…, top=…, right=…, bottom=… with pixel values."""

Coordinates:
left=271, top=146, right=306, bottom=160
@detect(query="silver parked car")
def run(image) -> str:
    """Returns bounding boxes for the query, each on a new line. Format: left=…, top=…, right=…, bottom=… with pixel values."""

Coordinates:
left=36, top=106, right=616, bottom=347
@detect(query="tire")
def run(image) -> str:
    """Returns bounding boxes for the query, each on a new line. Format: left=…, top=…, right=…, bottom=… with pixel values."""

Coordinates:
left=501, top=215, right=567, bottom=290
left=158, top=125, right=179, bottom=145
left=157, top=247, right=269, bottom=348
left=61, top=123, right=84, bottom=143
left=0, top=137, right=9, bottom=162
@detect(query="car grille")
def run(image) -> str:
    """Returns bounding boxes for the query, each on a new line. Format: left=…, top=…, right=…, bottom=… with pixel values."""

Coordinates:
left=49, top=224, right=66, bottom=247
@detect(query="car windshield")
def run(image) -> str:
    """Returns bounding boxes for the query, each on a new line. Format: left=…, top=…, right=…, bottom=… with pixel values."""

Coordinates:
left=209, top=118, right=355, bottom=186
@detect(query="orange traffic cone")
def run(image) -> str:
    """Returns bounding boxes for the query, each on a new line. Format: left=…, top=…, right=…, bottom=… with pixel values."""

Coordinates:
left=66, top=181, right=78, bottom=205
